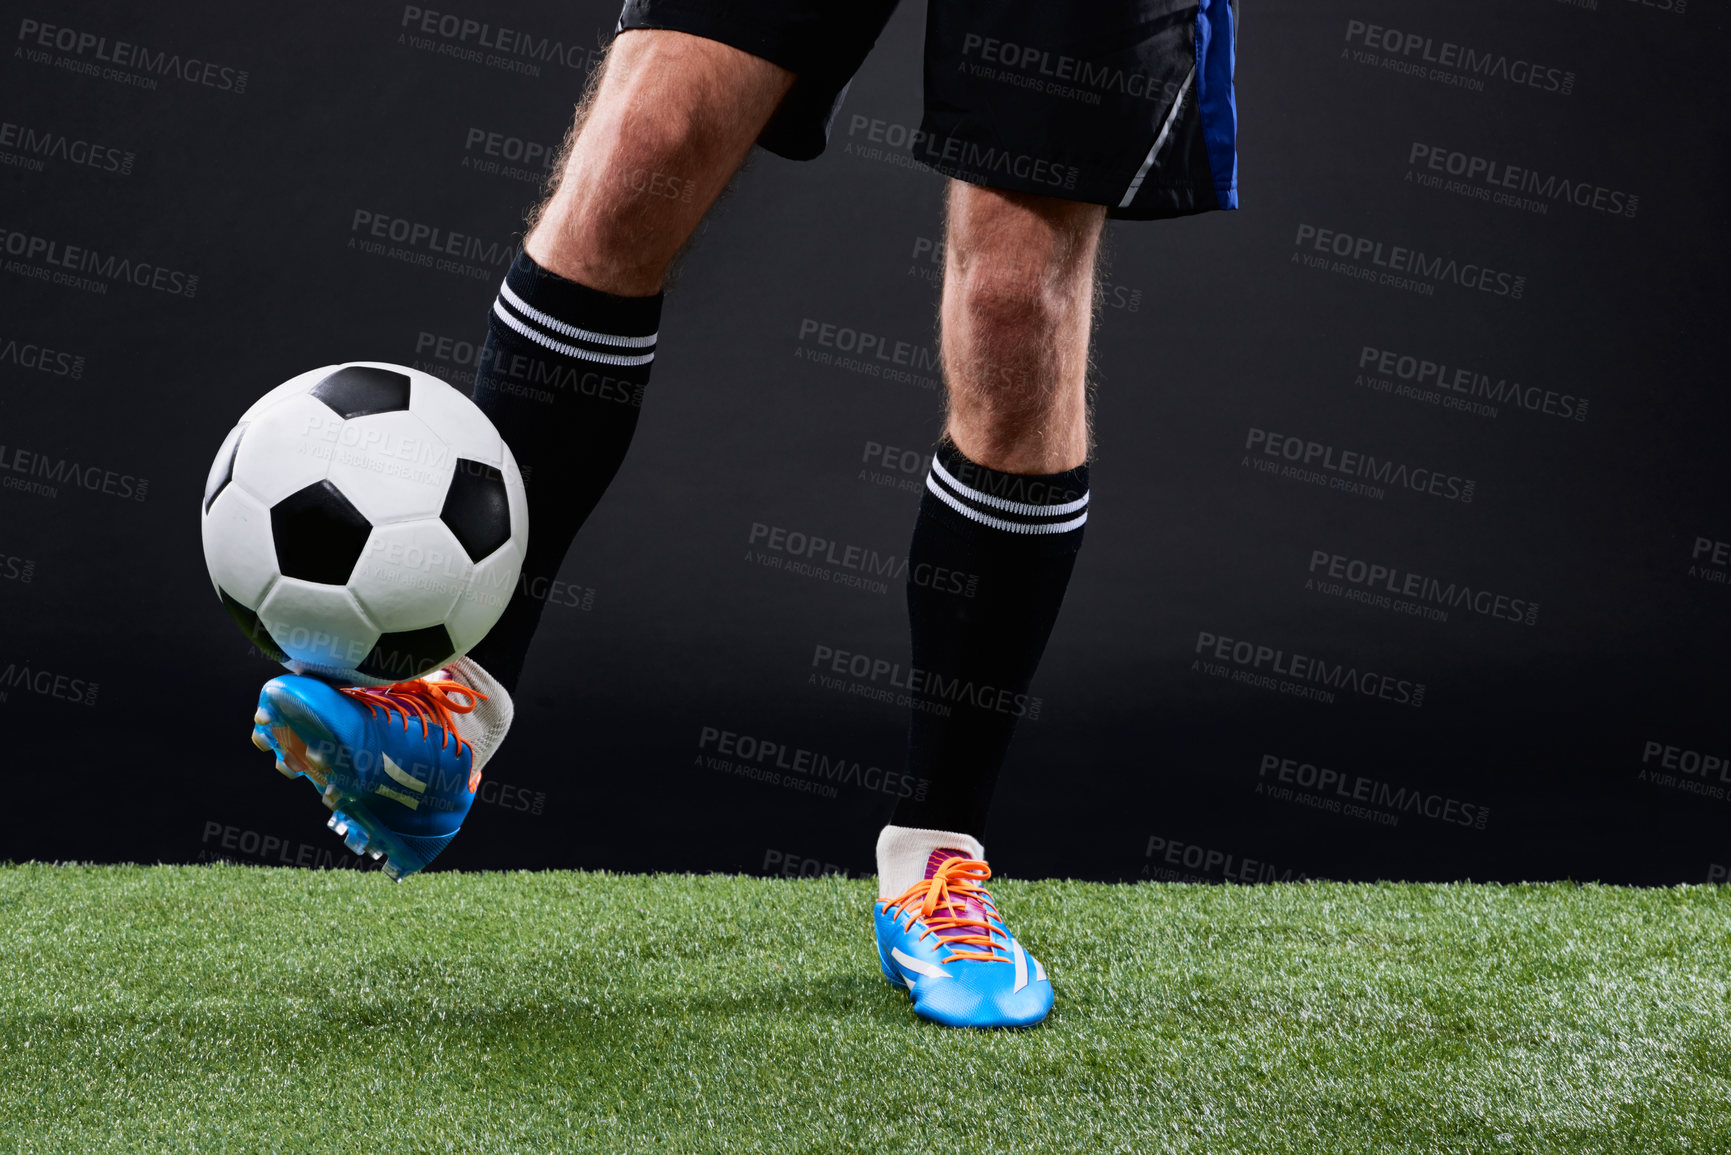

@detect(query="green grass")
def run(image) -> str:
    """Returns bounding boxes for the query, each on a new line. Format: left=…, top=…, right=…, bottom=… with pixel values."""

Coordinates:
left=2, top=867, right=1729, bottom=1153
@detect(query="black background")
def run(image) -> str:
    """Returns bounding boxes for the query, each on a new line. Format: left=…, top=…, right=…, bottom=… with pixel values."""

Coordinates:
left=2, top=1, right=1727, bottom=884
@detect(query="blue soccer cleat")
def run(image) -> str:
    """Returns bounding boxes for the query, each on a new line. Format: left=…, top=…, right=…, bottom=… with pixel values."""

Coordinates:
left=874, top=850, right=1054, bottom=1028
left=248, top=659, right=511, bottom=880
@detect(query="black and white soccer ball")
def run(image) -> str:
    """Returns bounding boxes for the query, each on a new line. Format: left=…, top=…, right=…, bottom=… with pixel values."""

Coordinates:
left=201, top=362, right=528, bottom=685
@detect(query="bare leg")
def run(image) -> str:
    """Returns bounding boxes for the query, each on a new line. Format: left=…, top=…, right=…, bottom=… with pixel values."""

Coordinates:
left=880, top=180, right=1105, bottom=846
left=938, top=182, right=1107, bottom=473
left=524, top=29, right=794, bottom=295
left=463, top=30, right=792, bottom=694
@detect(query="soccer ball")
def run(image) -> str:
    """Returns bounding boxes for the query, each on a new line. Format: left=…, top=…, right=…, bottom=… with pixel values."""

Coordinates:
left=201, top=362, right=528, bottom=685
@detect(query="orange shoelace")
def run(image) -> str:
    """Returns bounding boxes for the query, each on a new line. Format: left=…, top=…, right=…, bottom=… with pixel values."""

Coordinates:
left=339, top=676, right=487, bottom=762
left=878, top=857, right=1011, bottom=965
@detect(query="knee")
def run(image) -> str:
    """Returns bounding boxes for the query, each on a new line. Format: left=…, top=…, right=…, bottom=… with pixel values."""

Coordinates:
left=952, top=262, right=1062, bottom=349
left=537, top=46, right=723, bottom=272
left=945, top=204, right=1098, bottom=348
left=585, top=35, right=745, bottom=206
left=580, top=103, right=709, bottom=236
left=597, top=99, right=711, bottom=198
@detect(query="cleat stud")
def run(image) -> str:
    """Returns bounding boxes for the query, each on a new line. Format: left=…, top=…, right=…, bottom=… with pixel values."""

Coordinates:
left=369, top=849, right=384, bottom=860
left=326, top=815, right=340, bottom=831
left=251, top=730, right=272, bottom=752
left=334, top=822, right=349, bottom=837
left=275, top=759, right=296, bottom=779
left=322, top=784, right=340, bottom=809
left=253, top=708, right=272, bottom=725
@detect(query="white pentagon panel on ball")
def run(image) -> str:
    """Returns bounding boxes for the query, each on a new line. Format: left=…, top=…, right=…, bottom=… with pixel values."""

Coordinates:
left=257, top=578, right=380, bottom=678
left=407, top=370, right=507, bottom=467
left=323, top=409, right=456, bottom=526
left=229, top=392, right=335, bottom=506
left=349, top=519, right=472, bottom=634
left=201, top=485, right=278, bottom=607
left=237, top=363, right=338, bottom=423
left=446, top=539, right=524, bottom=654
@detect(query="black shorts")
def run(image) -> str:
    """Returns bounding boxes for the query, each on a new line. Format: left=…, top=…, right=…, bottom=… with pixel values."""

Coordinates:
left=616, top=0, right=1237, bottom=221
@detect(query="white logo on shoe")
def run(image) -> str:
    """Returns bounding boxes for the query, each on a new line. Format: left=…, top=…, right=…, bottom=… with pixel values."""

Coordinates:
left=891, top=947, right=953, bottom=981
left=375, top=753, right=429, bottom=810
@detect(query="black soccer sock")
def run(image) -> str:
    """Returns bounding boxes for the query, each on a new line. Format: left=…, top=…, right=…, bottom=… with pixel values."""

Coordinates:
left=891, top=438, right=1089, bottom=840
left=464, top=251, right=662, bottom=694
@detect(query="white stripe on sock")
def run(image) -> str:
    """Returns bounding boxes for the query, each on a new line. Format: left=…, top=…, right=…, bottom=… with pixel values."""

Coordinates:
left=930, top=456, right=1089, bottom=517
left=492, top=300, right=655, bottom=367
left=925, top=474, right=1088, bottom=535
left=499, top=279, right=658, bottom=347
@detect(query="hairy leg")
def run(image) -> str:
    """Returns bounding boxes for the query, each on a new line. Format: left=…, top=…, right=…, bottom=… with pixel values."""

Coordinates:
left=525, top=29, right=794, bottom=295
left=464, top=29, right=792, bottom=694
left=938, top=182, right=1107, bottom=473
left=883, top=182, right=1105, bottom=847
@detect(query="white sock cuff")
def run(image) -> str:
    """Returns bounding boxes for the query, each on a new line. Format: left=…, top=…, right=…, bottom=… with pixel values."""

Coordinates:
left=433, top=656, right=514, bottom=774
left=875, top=824, right=986, bottom=899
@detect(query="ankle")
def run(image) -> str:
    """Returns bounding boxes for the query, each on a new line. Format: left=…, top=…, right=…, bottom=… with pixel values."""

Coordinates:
left=876, top=824, right=986, bottom=899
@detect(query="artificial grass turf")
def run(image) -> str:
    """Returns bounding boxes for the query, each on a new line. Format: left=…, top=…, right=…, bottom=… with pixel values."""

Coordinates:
left=1, top=867, right=1728, bottom=1154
